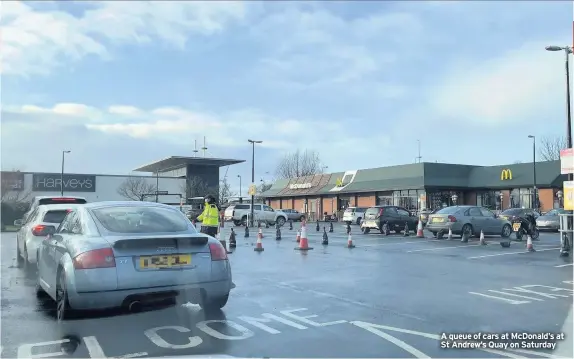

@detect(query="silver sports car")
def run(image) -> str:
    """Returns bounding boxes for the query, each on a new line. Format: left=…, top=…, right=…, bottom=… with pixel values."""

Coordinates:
left=35, top=201, right=233, bottom=321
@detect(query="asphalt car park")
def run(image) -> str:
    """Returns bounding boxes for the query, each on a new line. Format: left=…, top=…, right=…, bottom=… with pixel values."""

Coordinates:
left=1, top=223, right=572, bottom=358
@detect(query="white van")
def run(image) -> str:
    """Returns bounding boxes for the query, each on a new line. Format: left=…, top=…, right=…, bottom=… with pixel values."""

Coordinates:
left=342, top=207, right=368, bottom=225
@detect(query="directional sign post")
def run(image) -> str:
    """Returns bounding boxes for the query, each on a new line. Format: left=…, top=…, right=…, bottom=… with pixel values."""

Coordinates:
left=155, top=190, right=168, bottom=195
left=248, top=184, right=257, bottom=196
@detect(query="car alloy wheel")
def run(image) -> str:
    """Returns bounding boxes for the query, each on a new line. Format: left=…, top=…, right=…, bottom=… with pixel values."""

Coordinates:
left=56, top=271, right=70, bottom=321
left=501, top=224, right=511, bottom=238
left=276, top=217, right=285, bottom=227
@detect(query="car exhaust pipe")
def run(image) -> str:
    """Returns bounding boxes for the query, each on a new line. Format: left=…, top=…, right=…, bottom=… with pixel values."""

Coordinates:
left=128, top=301, right=142, bottom=312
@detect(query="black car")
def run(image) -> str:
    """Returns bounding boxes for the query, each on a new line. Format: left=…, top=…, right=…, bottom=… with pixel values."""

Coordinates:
left=498, top=208, right=540, bottom=223
left=360, top=205, right=419, bottom=234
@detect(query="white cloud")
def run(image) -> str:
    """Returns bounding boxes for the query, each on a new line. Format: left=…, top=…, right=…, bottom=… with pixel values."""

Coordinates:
left=3, top=103, right=390, bottom=157
left=429, top=41, right=569, bottom=125
left=0, top=1, right=247, bottom=76
left=250, top=6, right=420, bottom=97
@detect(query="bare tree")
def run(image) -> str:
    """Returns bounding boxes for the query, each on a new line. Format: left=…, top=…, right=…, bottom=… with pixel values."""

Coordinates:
left=255, top=182, right=273, bottom=202
left=219, top=178, right=237, bottom=204
left=539, top=136, right=568, bottom=161
left=180, top=176, right=216, bottom=200
left=275, top=149, right=323, bottom=179
left=117, top=176, right=157, bottom=201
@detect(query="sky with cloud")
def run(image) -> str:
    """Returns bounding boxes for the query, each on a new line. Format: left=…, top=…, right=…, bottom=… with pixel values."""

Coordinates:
left=1, top=1, right=572, bottom=196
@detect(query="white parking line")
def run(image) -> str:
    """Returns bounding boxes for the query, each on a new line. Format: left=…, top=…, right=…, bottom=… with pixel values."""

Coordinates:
left=407, top=244, right=481, bottom=252
left=555, top=263, right=574, bottom=267
left=468, top=247, right=561, bottom=259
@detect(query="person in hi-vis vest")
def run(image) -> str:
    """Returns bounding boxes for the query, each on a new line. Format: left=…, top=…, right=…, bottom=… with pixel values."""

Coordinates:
left=198, top=195, right=219, bottom=237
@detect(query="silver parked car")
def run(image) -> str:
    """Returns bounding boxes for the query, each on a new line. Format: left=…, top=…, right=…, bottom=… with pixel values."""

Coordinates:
left=15, top=203, right=84, bottom=270
left=35, top=201, right=233, bottom=321
left=426, top=206, right=512, bottom=238
left=281, top=209, right=305, bottom=222
left=537, top=208, right=569, bottom=232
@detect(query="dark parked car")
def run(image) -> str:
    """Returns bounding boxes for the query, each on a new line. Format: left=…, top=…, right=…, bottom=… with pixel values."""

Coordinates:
left=498, top=208, right=541, bottom=223
left=360, top=206, right=419, bottom=234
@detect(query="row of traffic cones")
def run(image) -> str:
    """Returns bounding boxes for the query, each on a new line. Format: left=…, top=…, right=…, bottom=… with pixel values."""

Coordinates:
left=217, top=218, right=537, bottom=254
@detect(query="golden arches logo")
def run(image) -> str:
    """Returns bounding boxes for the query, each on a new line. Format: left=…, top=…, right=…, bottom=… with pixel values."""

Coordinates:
left=335, top=178, right=343, bottom=187
left=500, top=169, right=513, bottom=181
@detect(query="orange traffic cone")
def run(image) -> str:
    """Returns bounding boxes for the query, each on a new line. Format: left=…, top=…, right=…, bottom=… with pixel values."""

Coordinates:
left=254, top=231, right=264, bottom=252
left=296, top=229, right=301, bottom=243
left=416, top=220, right=424, bottom=238
left=526, top=235, right=535, bottom=252
left=347, top=233, right=356, bottom=248
left=447, top=227, right=453, bottom=240
left=479, top=230, right=487, bottom=245
left=259, top=228, right=264, bottom=239
left=295, top=225, right=313, bottom=251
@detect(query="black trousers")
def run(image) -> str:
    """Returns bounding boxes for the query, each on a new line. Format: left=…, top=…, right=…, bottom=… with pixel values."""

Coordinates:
left=201, top=226, right=218, bottom=237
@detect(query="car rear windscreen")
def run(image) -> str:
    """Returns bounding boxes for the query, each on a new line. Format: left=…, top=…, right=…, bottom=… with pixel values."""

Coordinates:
left=43, top=210, right=70, bottom=223
left=356, top=207, right=367, bottom=212
left=436, top=207, right=460, bottom=215
left=234, top=204, right=249, bottom=210
left=39, top=198, right=87, bottom=205
left=365, top=208, right=381, bottom=215
left=344, top=208, right=355, bottom=213
left=92, top=206, right=190, bottom=233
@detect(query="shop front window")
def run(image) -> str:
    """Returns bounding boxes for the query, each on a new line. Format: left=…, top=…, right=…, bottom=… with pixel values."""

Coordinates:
left=510, top=188, right=536, bottom=209
left=477, top=191, right=496, bottom=210
left=427, top=190, right=463, bottom=210
left=338, top=197, right=351, bottom=210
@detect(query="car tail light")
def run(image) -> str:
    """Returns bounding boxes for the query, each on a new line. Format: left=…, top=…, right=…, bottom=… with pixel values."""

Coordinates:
left=209, top=242, right=227, bottom=261
left=73, top=248, right=116, bottom=269
left=378, top=208, right=385, bottom=217
left=32, top=225, right=46, bottom=236
left=448, top=215, right=457, bottom=222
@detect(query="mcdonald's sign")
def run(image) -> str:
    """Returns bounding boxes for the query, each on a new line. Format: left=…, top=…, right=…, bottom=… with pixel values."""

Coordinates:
left=335, top=178, right=344, bottom=187
left=500, top=169, right=513, bottom=181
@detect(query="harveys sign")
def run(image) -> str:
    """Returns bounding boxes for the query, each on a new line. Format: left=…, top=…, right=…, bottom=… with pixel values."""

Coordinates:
left=32, top=173, right=96, bottom=192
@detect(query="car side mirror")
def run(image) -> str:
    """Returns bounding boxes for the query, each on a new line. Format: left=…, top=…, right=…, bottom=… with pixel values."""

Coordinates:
left=13, top=219, right=23, bottom=227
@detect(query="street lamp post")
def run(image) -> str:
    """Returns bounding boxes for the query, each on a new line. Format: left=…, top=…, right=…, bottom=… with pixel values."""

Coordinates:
left=237, top=175, right=242, bottom=201
left=528, top=135, right=537, bottom=208
left=547, top=45, right=574, bottom=254
left=248, top=139, right=262, bottom=227
left=60, top=150, right=71, bottom=196
left=546, top=45, right=573, bottom=179
left=155, top=171, right=160, bottom=203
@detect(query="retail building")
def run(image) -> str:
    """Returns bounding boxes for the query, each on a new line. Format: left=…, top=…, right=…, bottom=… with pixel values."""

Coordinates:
left=1, top=156, right=244, bottom=204
left=262, top=160, right=566, bottom=218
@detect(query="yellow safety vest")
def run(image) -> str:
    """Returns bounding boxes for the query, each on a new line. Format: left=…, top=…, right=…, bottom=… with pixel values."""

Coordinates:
left=198, top=204, right=219, bottom=227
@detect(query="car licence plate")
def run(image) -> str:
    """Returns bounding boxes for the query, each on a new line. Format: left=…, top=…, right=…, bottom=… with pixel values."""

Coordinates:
left=139, top=255, right=191, bottom=269
left=512, top=223, right=521, bottom=232
left=432, top=217, right=443, bottom=223
left=365, top=220, right=375, bottom=227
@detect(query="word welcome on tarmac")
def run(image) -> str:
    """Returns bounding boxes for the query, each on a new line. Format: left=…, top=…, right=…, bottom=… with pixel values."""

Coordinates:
left=9, top=304, right=565, bottom=359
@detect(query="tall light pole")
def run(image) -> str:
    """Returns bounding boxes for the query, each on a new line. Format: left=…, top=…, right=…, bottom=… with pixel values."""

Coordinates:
left=528, top=135, right=537, bottom=208
left=546, top=45, right=573, bottom=254
left=248, top=139, right=262, bottom=227
left=60, top=150, right=71, bottom=196
left=546, top=45, right=573, bottom=180
left=237, top=174, right=242, bottom=201
left=155, top=171, right=160, bottom=203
